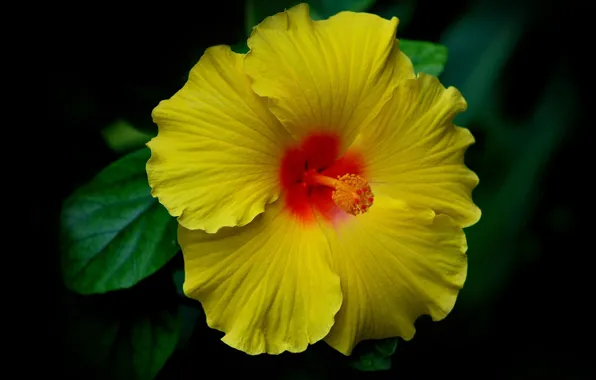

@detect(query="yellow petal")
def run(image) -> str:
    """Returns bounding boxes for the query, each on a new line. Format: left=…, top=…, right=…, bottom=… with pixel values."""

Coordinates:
left=179, top=199, right=342, bottom=355
left=244, top=3, right=414, bottom=152
left=321, top=196, right=467, bottom=355
left=357, top=73, right=481, bottom=227
left=148, top=45, right=294, bottom=233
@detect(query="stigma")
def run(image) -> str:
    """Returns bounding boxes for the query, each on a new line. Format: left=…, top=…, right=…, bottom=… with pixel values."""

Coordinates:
left=303, top=170, right=374, bottom=216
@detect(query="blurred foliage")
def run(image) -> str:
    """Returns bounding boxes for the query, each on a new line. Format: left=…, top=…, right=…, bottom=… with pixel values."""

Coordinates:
left=350, top=338, right=398, bottom=371
left=50, top=0, right=590, bottom=378
left=439, top=0, right=578, bottom=313
left=101, top=120, right=154, bottom=154
left=61, top=266, right=181, bottom=379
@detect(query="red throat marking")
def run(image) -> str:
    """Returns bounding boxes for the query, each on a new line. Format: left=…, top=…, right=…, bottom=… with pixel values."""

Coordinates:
left=279, top=133, right=371, bottom=223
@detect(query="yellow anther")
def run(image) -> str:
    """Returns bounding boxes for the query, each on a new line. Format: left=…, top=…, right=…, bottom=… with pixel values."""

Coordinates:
left=303, top=170, right=374, bottom=216
left=331, top=174, right=374, bottom=216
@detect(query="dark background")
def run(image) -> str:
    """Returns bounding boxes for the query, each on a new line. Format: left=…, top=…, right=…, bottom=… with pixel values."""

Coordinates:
left=46, top=0, right=594, bottom=378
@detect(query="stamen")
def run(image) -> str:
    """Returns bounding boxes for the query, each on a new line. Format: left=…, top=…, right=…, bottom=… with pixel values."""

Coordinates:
left=331, top=174, right=374, bottom=215
left=303, top=170, right=374, bottom=216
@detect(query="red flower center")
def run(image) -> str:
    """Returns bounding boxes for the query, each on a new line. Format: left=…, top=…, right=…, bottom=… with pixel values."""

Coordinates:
left=279, top=132, right=371, bottom=224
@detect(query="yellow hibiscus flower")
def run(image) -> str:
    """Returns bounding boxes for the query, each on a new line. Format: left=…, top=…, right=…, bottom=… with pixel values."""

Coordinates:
left=146, top=3, right=480, bottom=356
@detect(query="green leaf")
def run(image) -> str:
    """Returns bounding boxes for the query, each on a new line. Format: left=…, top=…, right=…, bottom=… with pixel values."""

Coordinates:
left=399, top=39, right=448, bottom=76
left=350, top=338, right=398, bottom=372
left=62, top=277, right=181, bottom=380
left=101, top=119, right=155, bottom=153
left=61, top=147, right=179, bottom=294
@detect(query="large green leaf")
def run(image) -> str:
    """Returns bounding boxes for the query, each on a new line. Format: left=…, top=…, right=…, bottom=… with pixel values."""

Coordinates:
left=350, top=338, right=398, bottom=371
left=62, top=275, right=181, bottom=380
left=399, top=39, right=448, bottom=76
left=61, top=147, right=179, bottom=294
